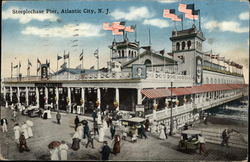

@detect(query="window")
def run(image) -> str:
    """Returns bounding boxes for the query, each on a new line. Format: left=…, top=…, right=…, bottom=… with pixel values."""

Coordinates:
left=176, top=42, right=180, bottom=51
left=144, top=59, right=151, bottom=65
left=128, top=50, right=131, bottom=57
left=118, top=50, right=121, bottom=57
left=206, top=78, right=209, bottom=84
left=181, top=42, right=186, bottom=50
left=122, top=50, right=124, bottom=57
left=187, top=41, right=191, bottom=49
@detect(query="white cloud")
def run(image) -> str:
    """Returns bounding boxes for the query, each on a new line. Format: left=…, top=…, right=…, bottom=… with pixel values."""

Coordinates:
left=21, top=23, right=105, bottom=38
left=239, top=12, right=249, bottom=20
left=204, top=20, right=248, bottom=33
left=157, top=0, right=179, bottom=3
left=143, top=18, right=169, bottom=28
left=2, top=7, right=58, bottom=24
left=110, top=6, right=154, bottom=21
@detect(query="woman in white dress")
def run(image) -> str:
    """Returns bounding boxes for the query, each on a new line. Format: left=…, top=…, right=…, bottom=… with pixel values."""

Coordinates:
left=77, top=123, right=83, bottom=139
left=59, top=141, right=69, bottom=160
left=98, top=125, right=105, bottom=142
left=26, top=120, right=33, bottom=138
left=102, top=118, right=108, bottom=130
left=50, top=147, right=59, bottom=160
left=158, top=123, right=166, bottom=140
left=47, top=109, right=52, bottom=119
left=151, top=120, right=158, bottom=134
left=21, top=122, right=29, bottom=139
left=97, top=111, right=102, bottom=125
left=13, top=123, right=21, bottom=143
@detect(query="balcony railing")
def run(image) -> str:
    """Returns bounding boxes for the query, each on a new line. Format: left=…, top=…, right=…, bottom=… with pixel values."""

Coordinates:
left=3, top=71, right=193, bottom=83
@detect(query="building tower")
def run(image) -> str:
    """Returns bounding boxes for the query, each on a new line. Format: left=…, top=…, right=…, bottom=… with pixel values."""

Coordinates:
left=170, top=25, right=206, bottom=85
left=110, top=37, right=140, bottom=66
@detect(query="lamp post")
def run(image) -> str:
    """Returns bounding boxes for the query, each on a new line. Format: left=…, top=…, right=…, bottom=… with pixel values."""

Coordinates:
left=169, top=81, right=173, bottom=136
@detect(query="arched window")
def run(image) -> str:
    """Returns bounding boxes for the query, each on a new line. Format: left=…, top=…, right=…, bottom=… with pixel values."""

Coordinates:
left=128, top=50, right=131, bottom=57
left=206, top=78, right=209, bottom=84
left=144, top=59, right=151, bottom=65
left=134, top=51, right=136, bottom=57
left=196, top=41, right=199, bottom=49
left=176, top=42, right=180, bottom=51
left=214, top=78, right=217, bottom=84
left=181, top=42, right=186, bottom=50
left=187, top=41, right=191, bottom=49
left=210, top=78, right=213, bottom=84
left=118, top=50, right=121, bottom=57
left=122, top=50, right=124, bottom=57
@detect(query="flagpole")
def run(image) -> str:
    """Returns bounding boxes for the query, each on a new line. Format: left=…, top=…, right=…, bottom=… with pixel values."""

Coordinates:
left=198, top=10, right=201, bottom=30
left=11, top=62, right=13, bottom=78
left=135, top=24, right=137, bottom=42
left=82, top=49, right=84, bottom=70
left=27, top=60, right=28, bottom=77
left=36, top=58, right=38, bottom=76
left=181, top=14, right=184, bottom=30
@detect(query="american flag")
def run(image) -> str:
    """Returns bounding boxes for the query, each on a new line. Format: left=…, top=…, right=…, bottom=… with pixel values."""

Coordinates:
left=112, top=22, right=126, bottom=30
left=179, top=3, right=199, bottom=20
left=185, top=13, right=198, bottom=20
left=125, top=26, right=134, bottom=32
left=103, top=22, right=113, bottom=30
left=112, top=28, right=123, bottom=35
left=163, top=9, right=182, bottom=22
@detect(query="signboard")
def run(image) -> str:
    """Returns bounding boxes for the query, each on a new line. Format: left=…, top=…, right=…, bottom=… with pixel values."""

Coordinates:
left=196, top=56, right=203, bottom=84
left=35, top=83, right=62, bottom=88
left=132, top=64, right=147, bottom=79
left=136, top=104, right=145, bottom=117
left=41, top=64, right=48, bottom=79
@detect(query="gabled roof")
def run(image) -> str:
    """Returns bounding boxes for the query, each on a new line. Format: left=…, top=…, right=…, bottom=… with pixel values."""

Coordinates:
left=122, top=50, right=177, bottom=68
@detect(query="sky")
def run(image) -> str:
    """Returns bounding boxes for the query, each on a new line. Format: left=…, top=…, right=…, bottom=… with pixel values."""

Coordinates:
left=1, top=0, right=249, bottom=83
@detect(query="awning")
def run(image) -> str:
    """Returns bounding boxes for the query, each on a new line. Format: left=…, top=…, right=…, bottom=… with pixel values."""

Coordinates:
left=141, top=84, right=247, bottom=99
left=141, top=88, right=171, bottom=99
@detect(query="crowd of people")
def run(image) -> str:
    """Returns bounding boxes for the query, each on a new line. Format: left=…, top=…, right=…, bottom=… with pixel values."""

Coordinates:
left=1, top=103, right=227, bottom=160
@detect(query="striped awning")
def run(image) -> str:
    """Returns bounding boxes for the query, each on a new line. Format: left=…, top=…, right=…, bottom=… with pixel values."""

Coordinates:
left=141, top=88, right=171, bottom=99
left=141, top=84, right=247, bottom=99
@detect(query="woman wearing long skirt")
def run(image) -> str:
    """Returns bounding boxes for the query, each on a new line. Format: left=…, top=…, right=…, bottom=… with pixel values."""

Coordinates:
left=21, top=122, right=29, bottom=139
left=113, top=135, right=121, bottom=155
left=71, top=132, right=81, bottom=151
left=50, top=147, right=59, bottom=160
left=26, top=120, right=34, bottom=138
left=99, top=125, right=105, bottom=142
left=159, top=123, right=166, bottom=140
left=13, top=123, right=21, bottom=143
left=59, top=141, right=69, bottom=160
left=77, top=124, right=83, bottom=139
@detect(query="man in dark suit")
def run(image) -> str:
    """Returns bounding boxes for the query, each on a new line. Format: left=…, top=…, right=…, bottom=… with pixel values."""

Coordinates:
left=100, top=141, right=111, bottom=160
left=1, top=118, right=8, bottom=132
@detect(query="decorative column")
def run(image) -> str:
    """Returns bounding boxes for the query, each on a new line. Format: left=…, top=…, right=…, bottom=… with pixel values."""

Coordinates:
left=4, top=87, right=7, bottom=108
left=137, top=88, right=142, bottom=105
left=26, top=87, right=29, bottom=106
left=3, top=86, right=6, bottom=101
left=44, top=87, right=48, bottom=104
left=153, top=99, right=158, bottom=120
left=67, top=87, right=71, bottom=113
left=81, top=88, right=85, bottom=114
left=165, top=98, right=169, bottom=115
left=96, top=88, right=101, bottom=110
left=17, top=87, right=20, bottom=104
left=55, top=87, right=59, bottom=110
left=114, top=88, right=119, bottom=111
left=10, top=87, right=13, bottom=102
left=183, top=96, right=187, bottom=109
left=36, top=87, right=39, bottom=107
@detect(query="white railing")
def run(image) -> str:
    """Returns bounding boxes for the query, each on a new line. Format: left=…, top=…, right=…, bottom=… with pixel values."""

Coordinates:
left=146, top=93, right=243, bottom=121
left=3, top=71, right=192, bottom=82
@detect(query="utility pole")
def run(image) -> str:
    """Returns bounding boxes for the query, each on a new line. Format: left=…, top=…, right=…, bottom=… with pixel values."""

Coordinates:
left=169, top=81, right=173, bottom=136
